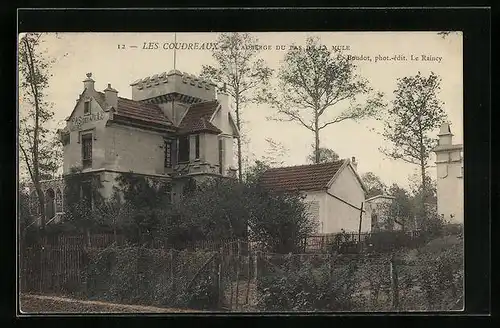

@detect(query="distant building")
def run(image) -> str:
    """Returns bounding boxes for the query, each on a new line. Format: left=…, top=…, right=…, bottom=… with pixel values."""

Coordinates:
left=26, top=70, right=239, bottom=225
left=363, top=194, right=403, bottom=232
left=259, top=158, right=370, bottom=234
left=432, top=123, right=463, bottom=224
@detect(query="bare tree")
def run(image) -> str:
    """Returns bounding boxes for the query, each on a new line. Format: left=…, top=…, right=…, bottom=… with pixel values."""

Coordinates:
left=262, top=138, right=289, bottom=167
left=18, top=33, right=63, bottom=231
left=259, top=36, right=384, bottom=164
left=200, top=33, right=273, bottom=181
left=380, top=72, right=447, bottom=213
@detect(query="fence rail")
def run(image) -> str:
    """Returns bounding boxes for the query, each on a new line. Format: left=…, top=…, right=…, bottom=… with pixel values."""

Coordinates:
left=24, top=229, right=424, bottom=254
left=19, top=241, right=462, bottom=312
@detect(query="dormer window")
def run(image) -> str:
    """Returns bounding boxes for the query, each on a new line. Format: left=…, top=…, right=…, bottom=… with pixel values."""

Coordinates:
left=84, top=100, right=91, bottom=115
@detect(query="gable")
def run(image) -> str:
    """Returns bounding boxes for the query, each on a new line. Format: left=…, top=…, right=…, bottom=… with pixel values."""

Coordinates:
left=66, top=89, right=105, bottom=123
left=328, top=164, right=366, bottom=202
left=67, top=95, right=106, bottom=132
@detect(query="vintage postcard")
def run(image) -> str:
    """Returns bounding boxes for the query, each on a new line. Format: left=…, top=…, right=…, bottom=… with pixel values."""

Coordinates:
left=18, top=31, right=464, bottom=313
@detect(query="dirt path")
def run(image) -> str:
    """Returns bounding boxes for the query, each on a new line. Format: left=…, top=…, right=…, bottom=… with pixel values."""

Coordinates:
left=20, top=294, right=203, bottom=313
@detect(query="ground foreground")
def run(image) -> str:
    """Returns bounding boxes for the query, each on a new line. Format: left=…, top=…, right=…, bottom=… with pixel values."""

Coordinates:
left=19, top=294, right=203, bottom=314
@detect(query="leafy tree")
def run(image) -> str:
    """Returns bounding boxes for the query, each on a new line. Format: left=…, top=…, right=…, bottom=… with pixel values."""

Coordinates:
left=380, top=72, right=447, bottom=214
left=244, top=160, right=271, bottom=185
left=114, top=173, right=172, bottom=244
left=386, top=183, right=413, bottom=231
left=307, top=145, right=339, bottom=164
left=361, top=172, right=387, bottom=198
left=18, top=33, right=64, bottom=231
left=260, top=36, right=384, bottom=163
left=166, top=165, right=316, bottom=253
left=200, top=33, right=273, bottom=181
left=165, top=178, right=249, bottom=246
left=247, top=186, right=317, bottom=253
left=63, top=167, right=105, bottom=245
left=409, top=173, right=441, bottom=231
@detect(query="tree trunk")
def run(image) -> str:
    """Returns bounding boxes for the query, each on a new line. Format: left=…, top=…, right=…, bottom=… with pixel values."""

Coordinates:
left=235, top=97, right=243, bottom=182
left=314, top=114, right=320, bottom=164
left=35, top=185, right=46, bottom=232
left=420, top=159, right=427, bottom=219
left=24, top=36, right=46, bottom=233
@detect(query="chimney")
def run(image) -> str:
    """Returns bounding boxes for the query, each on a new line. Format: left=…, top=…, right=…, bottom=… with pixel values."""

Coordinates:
left=216, top=85, right=229, bottom=113
left=83, top=72, right=95, bottom=91
left=215, top=84, right=230, bottom=134
left=351, top=156, right=357, bottom=171
left=104, top=83, right=118, bottom=110
left=438, top=123, right=453, bottom=146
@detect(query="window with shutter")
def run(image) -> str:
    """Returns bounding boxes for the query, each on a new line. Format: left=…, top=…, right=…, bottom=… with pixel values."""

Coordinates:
left=306, top=201, right=320, bottom=232
left=81, top=133, right=93, bottom=168
left=218, top=139, right=224, bottom=174
left=195, top=135, right=200, bottom=159
left=178, top=135, right=190, bottom=162
left=164, top=140, right=172, bottom=168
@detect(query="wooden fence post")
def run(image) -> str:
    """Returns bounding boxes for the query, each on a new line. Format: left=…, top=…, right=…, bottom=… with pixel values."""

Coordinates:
left=245, top=252, right=251, bottom=305
left=390, top=256, right=399, bottom=311
left=217, top=247, right=223, bottom=310
left=358, top=202, right=364, bottom=253
left=235, top=240, right=241, bottom=309
left=170, top=249, right=175, bottom=295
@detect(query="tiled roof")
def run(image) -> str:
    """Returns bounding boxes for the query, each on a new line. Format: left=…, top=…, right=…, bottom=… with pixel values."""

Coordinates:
left=259, top=160, right=347, bottom=192
left=96, top=92, right=173, bottom=127
left=178, top=100, right=222, bottom=134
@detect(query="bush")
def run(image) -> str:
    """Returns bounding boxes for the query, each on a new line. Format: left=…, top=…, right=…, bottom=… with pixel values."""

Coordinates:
left=396, top=235, right=464, bottom=311
left=257, top=256, right=359, bottom=311
left=84, top=246, right=219, bottom=310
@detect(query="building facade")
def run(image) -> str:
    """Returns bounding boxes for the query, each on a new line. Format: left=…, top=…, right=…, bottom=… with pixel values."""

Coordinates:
left=259, top=158, right=370, bottom=234
left=433, top=123, right=464, bottom=224
left=363, top=195, right=404, bottom=232
left=27, top=70, right=239, bottom=224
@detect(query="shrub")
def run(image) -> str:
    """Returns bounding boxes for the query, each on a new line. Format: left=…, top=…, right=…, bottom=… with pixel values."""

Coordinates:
left=396, top=235, right=464, bottom=311
left=84, top=246, right=219, bottom=309
left=257, top=256, right=359, bottom=311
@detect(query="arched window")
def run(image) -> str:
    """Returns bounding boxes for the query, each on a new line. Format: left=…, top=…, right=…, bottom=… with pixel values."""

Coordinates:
left=45, top=188, right=56, bottom=220
left=55, top=188, right=63, bottom=213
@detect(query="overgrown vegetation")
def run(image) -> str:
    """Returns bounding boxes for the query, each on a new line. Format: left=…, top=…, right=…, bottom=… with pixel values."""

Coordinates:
left=84, top=246, right=219, bottom=310
left=257, top=233, right=463, bottom=311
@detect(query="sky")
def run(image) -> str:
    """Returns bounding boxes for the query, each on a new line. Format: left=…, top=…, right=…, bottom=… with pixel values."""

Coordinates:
left=19, top=32, right=463, bottom=189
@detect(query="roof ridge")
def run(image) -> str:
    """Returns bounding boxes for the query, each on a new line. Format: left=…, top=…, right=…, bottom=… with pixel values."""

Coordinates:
left=265, top=159, right=346, bottom=171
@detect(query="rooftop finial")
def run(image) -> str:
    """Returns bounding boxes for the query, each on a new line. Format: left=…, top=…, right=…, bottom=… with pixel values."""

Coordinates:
left=86, top=72, right=92, bottom=79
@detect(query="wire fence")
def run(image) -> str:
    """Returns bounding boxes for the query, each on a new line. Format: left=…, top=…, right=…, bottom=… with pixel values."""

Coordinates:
left=19, top=241, right=463, bottom=312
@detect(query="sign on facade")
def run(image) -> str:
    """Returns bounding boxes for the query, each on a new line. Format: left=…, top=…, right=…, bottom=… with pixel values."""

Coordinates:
left=70, top=112, right=104, bottom=131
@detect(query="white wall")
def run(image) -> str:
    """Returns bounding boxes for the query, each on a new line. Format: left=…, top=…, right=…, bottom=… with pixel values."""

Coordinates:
left=325, top=165, right=368, bottom=233
left=104, top=125, right=165, bottom=175
left=436, top=149, right=464, bottom=224
left=63, top=93, right=108, bottom=174
left=304, top=191, right=327, bottom=233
